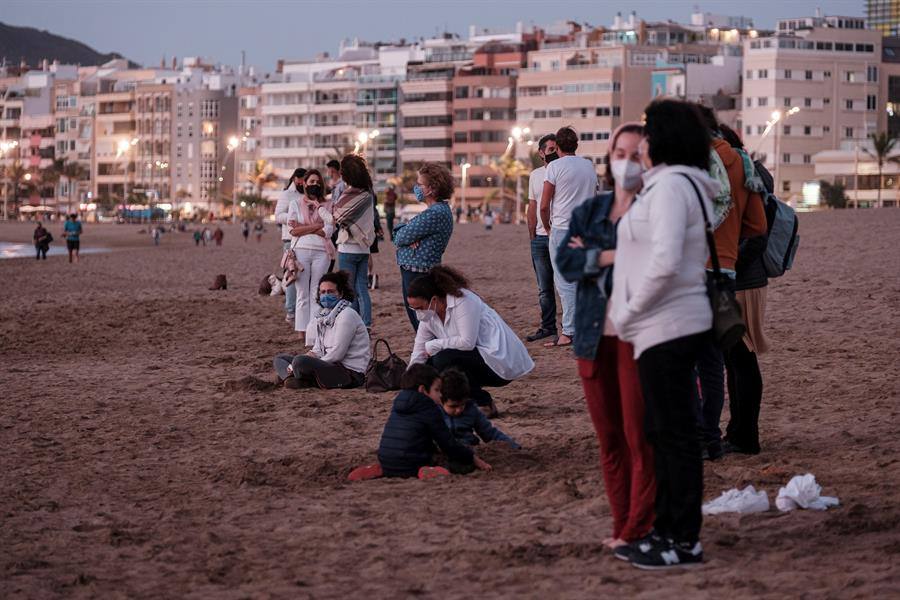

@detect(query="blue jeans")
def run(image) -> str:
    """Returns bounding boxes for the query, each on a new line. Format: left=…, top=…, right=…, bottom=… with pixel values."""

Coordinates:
left=549, top=227, right=577, bottom=337
left=283, top=240, right=297, bottom=315
left=530, top=235, right=557, bottom=334
left=338, top=252, right=371, bottom=326
left=400, top=267, right=425, bottom=332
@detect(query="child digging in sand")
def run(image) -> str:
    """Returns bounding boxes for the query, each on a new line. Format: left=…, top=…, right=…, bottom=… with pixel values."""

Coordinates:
left=348, top=364, right=492, bottom=481
left=439, top=368, right=520, bottom=449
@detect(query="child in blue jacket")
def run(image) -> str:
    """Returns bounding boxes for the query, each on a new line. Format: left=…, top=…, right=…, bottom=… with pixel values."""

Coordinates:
left=439, top=369, right=521, bottom=449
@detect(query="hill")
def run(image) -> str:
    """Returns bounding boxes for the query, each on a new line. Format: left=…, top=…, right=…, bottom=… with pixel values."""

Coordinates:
left=0, top=21, right=137, bottom=68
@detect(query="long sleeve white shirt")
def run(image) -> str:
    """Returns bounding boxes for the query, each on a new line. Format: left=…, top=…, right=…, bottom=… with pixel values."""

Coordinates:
left=304, top=308, right=371, bottom=373
left=287, top=197, right=334, bottom=252
left=275, top=186, right=301, bottom=241
left=410, top=289, right=534, bottom=381
left=609, top=164, right=717, bottom=358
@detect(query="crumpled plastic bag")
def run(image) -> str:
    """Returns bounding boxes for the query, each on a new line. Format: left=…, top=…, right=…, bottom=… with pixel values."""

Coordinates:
left=775, top=473, right=840, bottom=512
left=702, top=485, right=770, bottom=515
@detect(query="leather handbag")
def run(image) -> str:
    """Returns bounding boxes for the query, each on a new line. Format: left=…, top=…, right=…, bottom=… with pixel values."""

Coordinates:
left=365, top=339, right=408, bottom=393
left=680, top=174, right=746, bottom=350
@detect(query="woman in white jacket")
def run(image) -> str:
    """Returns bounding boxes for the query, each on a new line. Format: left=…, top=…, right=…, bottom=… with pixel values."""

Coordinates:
left=287, top=169, right=335, bottom=340
left=274, top=168, right=306, bottom=323
left=407, top=266, right=534, bottom=417
left=609, top=99, right=716, bottom=570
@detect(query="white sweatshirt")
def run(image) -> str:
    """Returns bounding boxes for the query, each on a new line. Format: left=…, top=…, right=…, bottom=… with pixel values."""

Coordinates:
left=609, top=164, right=717, bottom=359
left=274, top=186, right=301, bottom=241
left=304, top=308, right=371, bottom=373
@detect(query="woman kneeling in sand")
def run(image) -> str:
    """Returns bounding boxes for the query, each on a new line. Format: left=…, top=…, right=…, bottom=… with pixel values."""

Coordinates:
left=273, top=271, right=371, bottom=389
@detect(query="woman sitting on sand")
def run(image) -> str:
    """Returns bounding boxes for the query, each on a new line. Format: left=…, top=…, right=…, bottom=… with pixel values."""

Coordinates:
left=273, top=271, right=370, bottom=390
left=406, top=265, right=534, bottom=417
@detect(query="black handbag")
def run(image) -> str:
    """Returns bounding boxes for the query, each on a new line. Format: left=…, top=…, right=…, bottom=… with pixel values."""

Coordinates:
left=365, top=339, right=408, bottom=393
left=680, top=174, right=746, bottom=350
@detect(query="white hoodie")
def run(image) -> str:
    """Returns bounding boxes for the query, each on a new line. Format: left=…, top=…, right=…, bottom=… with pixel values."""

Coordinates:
left=609, top=164, right=718, bottom=359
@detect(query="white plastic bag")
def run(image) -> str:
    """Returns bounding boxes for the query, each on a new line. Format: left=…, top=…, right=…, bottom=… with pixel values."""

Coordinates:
left=702, top=485, right=770, bottom=515
left=775, top=474, right=840, bottom=512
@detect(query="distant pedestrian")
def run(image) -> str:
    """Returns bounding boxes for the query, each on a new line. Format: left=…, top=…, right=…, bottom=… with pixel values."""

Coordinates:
left=455, top=204, right=463, bottom=224
left=193, top=230, right=202, bottom=246
left=213, top=226, right=224, bottom=246
left=254, top=221, right=264, bottom=242
left=33, top=222, right=52, bottom=260
left=152, top=227, right=161, bottom=246
left=483, top=208, right=494, bottom=230
left=384, top=185, right=397, bottom=239
left=202, top=227, right=211, bottom=246
left=63, top=213, right=83, bottom=263
left=241, top=220, right=250, bottom=242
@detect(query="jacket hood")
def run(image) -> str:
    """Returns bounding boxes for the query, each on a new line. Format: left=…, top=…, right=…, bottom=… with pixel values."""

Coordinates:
left=393, top=389, right=434, bottom=415
left=643, top=164, right=721, bottom=200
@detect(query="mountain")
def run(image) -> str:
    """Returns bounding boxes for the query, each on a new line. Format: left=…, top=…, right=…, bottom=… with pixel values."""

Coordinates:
left=0, top=22, right=138, bottom=68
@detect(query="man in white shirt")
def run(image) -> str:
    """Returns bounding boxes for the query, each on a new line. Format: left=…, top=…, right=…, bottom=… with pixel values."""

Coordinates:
left=525, top=133, right=559, bottom=343
left=539, top=126, right=599, bottom=347
left=274, top=167, right=306, bottom=322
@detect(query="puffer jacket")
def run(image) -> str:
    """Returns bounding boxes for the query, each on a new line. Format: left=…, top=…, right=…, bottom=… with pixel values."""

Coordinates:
left=441, top=402, right=520, bottom=448
left=377, top=389, right=474, bottom=477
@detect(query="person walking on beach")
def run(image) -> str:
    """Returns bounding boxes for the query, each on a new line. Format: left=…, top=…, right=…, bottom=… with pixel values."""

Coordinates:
left=333, top=154, right=376, bottom=330
left=33, top=222, right=52, bottom=260
left=193, top=229, right=202, bottom=246
left=609, top=99, right=716, bottom=569
left=254, top=221, right=264, bottom=242
left=152, top=226, right=161, bottom=246
left=287, top=169, right=335, bottom=342
left=556, top=122, right=656, bottom=551
left=241, top=220, right=250, bottom=242
left=539, top=126, right=599, bottom=348
left=525, top=133, right=559, bottom=343
left=275, top=168, right=306, bottom=323
left=393, top=162, right=455, bottom=331
left=63, top=213, right=82, bottom=263
left=213, top=226, right=224, bottom=246
left=384, top=185, right=397, bottom=239
left=201, top=227, right=210, bottom=246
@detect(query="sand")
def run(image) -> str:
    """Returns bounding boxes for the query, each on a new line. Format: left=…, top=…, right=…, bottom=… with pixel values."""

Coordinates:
left=1, top=212, right=899, bottom=599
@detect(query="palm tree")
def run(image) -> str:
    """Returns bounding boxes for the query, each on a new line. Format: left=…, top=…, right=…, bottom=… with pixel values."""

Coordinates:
left=248, top=159, right=279, bottom=196
left=490, top=155, right=530, bottom=223
left=40, top=160, right=62, bottom=211
left=863, top=132, right=899, bottom=208
left=327, top=142, right=358, bottom=163
left=4, top=162, right=28, bottom=219
left=61, top=160, right=88, bottom=215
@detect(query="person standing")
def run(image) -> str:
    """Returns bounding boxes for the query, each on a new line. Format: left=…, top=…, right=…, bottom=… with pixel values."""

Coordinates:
left=193, top=229, right=202, bottom=246
left=287, top=169, right=335, bottom=342
left=275, top=168, right=306, bottom=324
left=326, top=160, right=345, bottom=201
left=152, top=227, right=161, bottom=246
left=213, top=226, right=224, bottom=246
left=241, top=220, right=250, bottom=242
left=525, top=133, right=559, bottom=343
left=556, top=122, right=656, bottom=550
left=33, top=222, right=52, bottom=260
left=609, top=99, right=717, bottom=569
left=333, top=154, right=376, bottom=329
left=393, top=162, right=455, bottom=331
left=384, top=185, right=397, bottom=239
left=539, top=126, right=598, bottom=348
left=63, top=213, right=82, bottom=263
left=254, top=221, right=264, bottom=242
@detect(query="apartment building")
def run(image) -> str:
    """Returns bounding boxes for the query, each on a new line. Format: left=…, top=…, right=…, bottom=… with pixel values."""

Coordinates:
left=53, top=71, right=96, bottom=212
left=236, top=84, right=262, bottom=199
left=742, top=19, right=882, bottom=202
left=134, top=84, right=173, bottom=207
left=867, top=0, right=900, bottom=36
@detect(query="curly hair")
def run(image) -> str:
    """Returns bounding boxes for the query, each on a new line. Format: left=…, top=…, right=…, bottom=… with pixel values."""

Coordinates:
left=340, top=154, right=373, bottom=190
left=401, top=363, right=441, bottom=391
left=418, top=162, right=454, bottom=200
left=318, top=270, right=355, bottom=302
left=406, top=265, right=469, bottom=300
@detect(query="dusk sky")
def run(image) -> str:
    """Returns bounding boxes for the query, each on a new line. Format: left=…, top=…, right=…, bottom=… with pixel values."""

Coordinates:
left=3, top=0, right=863, bottom=71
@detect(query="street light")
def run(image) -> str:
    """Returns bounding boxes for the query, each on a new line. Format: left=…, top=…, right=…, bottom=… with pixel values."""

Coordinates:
left=224, top=135, right=241, bottom=223
left=755, top=107, right=801, bottom=192
left=461, top=162, right=471, bottom=220
left=116, top=137, right=139, bottom=215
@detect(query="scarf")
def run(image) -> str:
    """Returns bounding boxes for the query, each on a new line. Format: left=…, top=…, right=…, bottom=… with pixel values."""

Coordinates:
left=312, top=299, right=352, bottom=356
left=332, top=186, right=372, bottom=248
left=708, top=149, right=733, bottom=230
left=299, top=195, right=336, bottom=259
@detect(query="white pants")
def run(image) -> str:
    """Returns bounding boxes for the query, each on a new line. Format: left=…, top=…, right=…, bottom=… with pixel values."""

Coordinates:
left=293, top=247, right=331, bottom=333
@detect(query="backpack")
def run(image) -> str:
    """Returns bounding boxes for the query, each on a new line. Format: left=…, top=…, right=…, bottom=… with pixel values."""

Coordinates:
left=737, top=150, right=800, bottom=278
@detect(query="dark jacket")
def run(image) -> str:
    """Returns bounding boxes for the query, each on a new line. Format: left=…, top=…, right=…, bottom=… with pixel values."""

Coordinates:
left=377, top=389, right=474, bottom=477
left=554, top=192, right=616, bottom=359
left=33, top=226, right=52, bottom=249
left=735, top=173, right=773, bottom=291
left=441, top=403, right=520, bottom=449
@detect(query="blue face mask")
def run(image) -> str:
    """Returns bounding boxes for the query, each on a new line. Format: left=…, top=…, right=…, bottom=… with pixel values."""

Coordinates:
left=413, top=184, right=427, bottom=203
left=319, top=293, right=340, bottom=309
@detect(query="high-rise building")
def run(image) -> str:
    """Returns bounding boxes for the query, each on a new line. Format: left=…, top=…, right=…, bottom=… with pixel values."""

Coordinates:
left=866, top=0, right=900, bottom=36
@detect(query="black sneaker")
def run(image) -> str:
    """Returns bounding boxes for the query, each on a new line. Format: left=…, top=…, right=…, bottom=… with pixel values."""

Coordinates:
left=631, top=539, right=704, bottom=570
left=526, top=328, right=556, bottom=342
left=613, top=531, right=663, bottom=562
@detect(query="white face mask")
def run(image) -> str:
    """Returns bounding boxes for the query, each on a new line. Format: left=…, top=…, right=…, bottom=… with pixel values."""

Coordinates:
left=414, top=297, right=437, bottom=323
left=610, top=159, right=644, bottom=191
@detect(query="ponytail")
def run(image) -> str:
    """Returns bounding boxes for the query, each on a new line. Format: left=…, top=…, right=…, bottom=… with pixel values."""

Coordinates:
left=407, top=265, right=468, bottom=300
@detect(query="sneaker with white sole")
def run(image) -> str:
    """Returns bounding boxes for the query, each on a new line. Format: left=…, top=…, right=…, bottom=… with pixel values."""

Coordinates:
left=630, top=538, right=703, bottom=570
left=613, top=531, right=663, bottom=562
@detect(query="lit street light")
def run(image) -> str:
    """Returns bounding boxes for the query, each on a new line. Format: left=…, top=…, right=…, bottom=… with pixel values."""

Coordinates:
left=461, top=162, right=471, bottom=219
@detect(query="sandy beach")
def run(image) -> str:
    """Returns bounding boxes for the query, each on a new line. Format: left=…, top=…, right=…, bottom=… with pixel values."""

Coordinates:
left=1, top=211, right=899, bottom=598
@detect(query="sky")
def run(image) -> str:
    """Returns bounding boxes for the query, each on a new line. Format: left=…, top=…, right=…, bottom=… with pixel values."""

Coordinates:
left=2, top=0, right=863, bottom=72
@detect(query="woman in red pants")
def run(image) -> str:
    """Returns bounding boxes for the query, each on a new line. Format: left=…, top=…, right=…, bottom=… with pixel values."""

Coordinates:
left=555, top=123, right=655, bottom=549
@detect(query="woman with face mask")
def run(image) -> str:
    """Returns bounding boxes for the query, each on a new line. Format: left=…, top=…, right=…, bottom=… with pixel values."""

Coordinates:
left=286, top=169, right=336, bottom=340
left=406, top=266, right=534, bottom=418
left=273, top=271, right=371, bottom=390
left=393, top=163, right=455, bottom=332
left=555, top=123, right=656, bottom=553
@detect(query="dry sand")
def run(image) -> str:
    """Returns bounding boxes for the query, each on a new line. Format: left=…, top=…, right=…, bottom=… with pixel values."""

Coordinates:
left=1, top=212, right=899, bottom=599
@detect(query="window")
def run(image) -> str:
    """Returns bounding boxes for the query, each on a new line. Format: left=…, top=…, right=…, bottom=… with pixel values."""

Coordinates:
left=454, top=87, right=468, bottom=99
left=782, top=181, right=791, bottom=193
left=845, top=127, right=854, bottom=138
left=783, top=125, right=791, bottom=135
left=845, top=71, right=857, bottom=83
left=803, top=154, right=811, bottom=164
left=784, top=97, right=792, bottom=107
left=824, top=70, right=832, bottom=79
left=804, top=126, right=811, bottom=135
left=549, top=109, right=562, bottom=118
left=746, top=125, right=752, bottom=135
left=757, top=69, right=768, bottom=79
left=534, top=110, right=547, bottom=119
left=824, top=126, right=830, bottom=133
left=845, top=99, right=854, bottom=110
left=805, top=70, right=813, bottom=80
left=867, top=66, right=878, bottom=82
left=612, top=107, right=620, bottom=117
left=804, top=98, right=812, bottom=108
left=757, top=125, right=766, bottom=135
left=867, top=95, right=877, bottom=111
left=596, top=132, right=610, bottom=140
left=746, top=69, right=753, bottom=79
left=824, top=97, right=831, bottom=105
left=453, top=109, right=468, bottom=121
left=758, top=97, right=768, bottom=107
left=579, top=132, right=594, bottom=141
left=784, top=69, right=792, bottom=79
left=783, top=153, right=791, bottom=164
left=453, top=132, right=467, bottom=143
left=454, top=154, right=467, bottom=165
left=746, top=97, right=752, bottom=108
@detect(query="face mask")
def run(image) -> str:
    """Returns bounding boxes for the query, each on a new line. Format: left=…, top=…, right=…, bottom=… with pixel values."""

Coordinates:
left=319, top=293, right=339, bottom=309
left=544, top=152, right=559, bottom=164
left=414, top=297, right=436, bottom=322
left=306, top=184, right=322, bottom=197
left=610, top=159, right=644, bottom=191
left=413, top=184, right=427, bottom=203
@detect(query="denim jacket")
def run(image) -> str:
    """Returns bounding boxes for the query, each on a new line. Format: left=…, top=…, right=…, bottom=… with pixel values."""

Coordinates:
left=554, top=192, right=616, bottom=360
left=393, top=201, right=453, bottom=271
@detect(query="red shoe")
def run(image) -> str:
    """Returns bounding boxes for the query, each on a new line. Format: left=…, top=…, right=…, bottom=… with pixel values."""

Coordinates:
left=417, top=466, right=450, bottom=480
left=347, top=463, right=383, bottom=481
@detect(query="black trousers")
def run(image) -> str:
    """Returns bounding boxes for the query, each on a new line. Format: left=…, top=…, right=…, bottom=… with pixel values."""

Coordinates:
left=724, top=340, right=763, bottom=452
left=428, top=348, right=509, bottom=407
left=273, top=353, right=364, bottom=389
left=637, top=331, right=708, bottom=545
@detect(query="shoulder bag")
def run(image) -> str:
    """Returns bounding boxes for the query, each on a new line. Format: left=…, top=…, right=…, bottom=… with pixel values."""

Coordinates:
left=365, top=339, right=408, bottom=393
